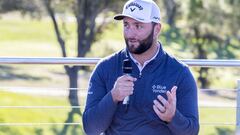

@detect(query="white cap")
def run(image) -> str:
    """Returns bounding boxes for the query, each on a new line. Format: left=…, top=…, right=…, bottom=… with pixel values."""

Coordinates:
left=114, top=0, right=161, bottom=23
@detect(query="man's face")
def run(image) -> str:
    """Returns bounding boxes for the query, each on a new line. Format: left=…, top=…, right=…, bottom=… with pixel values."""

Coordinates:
left=123, top=17, right=155, bottom=54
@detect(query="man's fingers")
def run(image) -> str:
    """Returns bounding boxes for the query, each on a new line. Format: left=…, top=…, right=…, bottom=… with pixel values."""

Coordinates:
left=167, top=86, right=177, bottom=103
left=120, top=86, right=134, bottom=91
left=116, top=75, right=137, bottom=87
left=171, top=86, right=177, bottom=95
left=153, top=100, right=166, bottom=113
left=152, top=86, right=178, bottom=122
left=166, top=91, right=172, bottom=103
left=121, top=75, right=137, bottom=82
left=171, top=86, right=177, bottom=102
left=153, top=105, right=163, bottom=116
left=118, top=82, right=134, bottom=87
left=112, top=75, right=137, bottom=102
left=157, top=95, right=169, bottom=106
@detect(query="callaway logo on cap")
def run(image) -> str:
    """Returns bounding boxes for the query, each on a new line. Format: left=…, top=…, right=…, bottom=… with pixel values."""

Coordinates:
left=114, top=0, right=161, bottom=23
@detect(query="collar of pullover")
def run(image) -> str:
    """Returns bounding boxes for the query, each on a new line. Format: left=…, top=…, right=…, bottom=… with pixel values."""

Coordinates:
left=128, top=43, right=160, bottom=72
left=121, top=41, right=166, bottom=73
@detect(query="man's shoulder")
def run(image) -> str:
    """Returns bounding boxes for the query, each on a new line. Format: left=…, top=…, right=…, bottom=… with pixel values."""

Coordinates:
left=96, top=49, right=126, bottom=69
left=165, top=53, right=188, bottom=69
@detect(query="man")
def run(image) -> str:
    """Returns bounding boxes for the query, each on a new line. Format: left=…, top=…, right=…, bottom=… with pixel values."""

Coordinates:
left=83, top=0, right=199, bottom=135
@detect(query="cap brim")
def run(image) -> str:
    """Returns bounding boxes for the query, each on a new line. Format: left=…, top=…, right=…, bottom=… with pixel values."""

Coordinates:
left=114, top=14, right=151, bottom=23
left=114, top=14, right=126, bottom=20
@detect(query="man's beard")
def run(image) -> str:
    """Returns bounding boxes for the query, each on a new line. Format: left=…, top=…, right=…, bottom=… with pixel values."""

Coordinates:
left=125, top=27, right=154, bottom=54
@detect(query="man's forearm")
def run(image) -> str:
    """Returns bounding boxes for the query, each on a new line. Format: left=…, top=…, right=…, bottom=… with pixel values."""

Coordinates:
left=83, top=92, right=117, bottom=135
left=167, top=110, right=199, bottom=135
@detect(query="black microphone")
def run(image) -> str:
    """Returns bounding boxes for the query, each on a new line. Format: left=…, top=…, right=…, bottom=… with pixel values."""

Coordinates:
left=122, top=59, right=132, bottom=111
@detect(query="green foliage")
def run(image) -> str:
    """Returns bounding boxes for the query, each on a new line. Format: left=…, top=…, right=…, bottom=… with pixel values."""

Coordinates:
left=0, top=0, right=44, bottom=18
left=183, top=0, right=239, bottom=58
left=157, top=0, right=240, bottom=88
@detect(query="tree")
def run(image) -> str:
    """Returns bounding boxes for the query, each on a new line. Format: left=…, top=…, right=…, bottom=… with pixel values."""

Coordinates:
left=0, top=0, right=43, bottom=18
left=185, top=0, right=240, bottom=88
left=159, top=0, right=240, bottom=88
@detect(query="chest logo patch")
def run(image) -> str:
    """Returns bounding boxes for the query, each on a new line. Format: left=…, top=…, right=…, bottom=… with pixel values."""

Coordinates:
left=152, top=85, right=167, bottom=94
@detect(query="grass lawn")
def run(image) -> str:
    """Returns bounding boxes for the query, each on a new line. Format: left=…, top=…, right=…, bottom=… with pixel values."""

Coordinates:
left=0, top=91, right=84, bottom=135
left=199, top=108, right=236, bottom=135
left=0, top=15, right=76, bottom=57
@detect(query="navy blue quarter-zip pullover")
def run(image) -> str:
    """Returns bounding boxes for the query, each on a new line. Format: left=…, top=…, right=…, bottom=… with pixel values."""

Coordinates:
left=83, top=44, right=199, bottom=135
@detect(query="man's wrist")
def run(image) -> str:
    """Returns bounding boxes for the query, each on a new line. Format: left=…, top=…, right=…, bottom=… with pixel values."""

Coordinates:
left=165, top=110, right=176, bottom=123
left=111, top=90, right=119, bottom=104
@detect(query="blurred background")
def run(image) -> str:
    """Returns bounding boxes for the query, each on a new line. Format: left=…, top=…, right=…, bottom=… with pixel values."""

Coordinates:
left=0, top=0, right=239, bottom=135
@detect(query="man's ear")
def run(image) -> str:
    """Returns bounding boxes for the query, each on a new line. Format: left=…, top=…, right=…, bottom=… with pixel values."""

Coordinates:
left=154, top=23, right=161, bottom=37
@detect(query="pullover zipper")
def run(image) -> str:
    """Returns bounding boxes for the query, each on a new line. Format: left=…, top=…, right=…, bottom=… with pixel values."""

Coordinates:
left=138, top=72, right=142, bottom=79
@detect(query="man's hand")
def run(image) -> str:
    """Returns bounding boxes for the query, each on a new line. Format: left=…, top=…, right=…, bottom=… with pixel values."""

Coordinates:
left=153, top=86, right=177, bottom=123
left=111, top=75, right=137, bottom=103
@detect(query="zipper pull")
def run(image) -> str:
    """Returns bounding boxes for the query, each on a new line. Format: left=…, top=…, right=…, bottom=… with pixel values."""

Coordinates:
left=138, top=72, right=142, bottom=79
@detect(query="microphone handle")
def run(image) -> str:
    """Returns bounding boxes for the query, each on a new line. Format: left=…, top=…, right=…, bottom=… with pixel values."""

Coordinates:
left=122, top=74, right=130, bottom=112
left=122, top=70, right=132, bottom=113
left=123, top=96, right=129, bottom=105
left=122, top=73, right=131, bottom=105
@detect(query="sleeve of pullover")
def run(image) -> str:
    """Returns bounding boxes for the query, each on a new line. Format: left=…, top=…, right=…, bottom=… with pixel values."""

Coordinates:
left=82, top=62, right=118, bottom=135
left=167, top=67, right=199, bottom=135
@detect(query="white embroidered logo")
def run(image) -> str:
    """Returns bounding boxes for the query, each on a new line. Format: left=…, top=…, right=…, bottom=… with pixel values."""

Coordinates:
left=88, top=82, right=93, bottom=95
left=152, top=85, right=167, bottom=94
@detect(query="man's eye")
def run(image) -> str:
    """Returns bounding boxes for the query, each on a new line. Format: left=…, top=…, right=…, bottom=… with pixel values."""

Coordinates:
left=136, top=25, right=143, bottom=29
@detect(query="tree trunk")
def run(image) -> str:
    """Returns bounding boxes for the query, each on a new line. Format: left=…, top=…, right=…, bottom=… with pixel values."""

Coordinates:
left=163, top=0, right=180, bottom=42
left=196, top=44, right=210, bottom=88
left=198, top=67, right=210, bottom=88
left=193, top=27, right=210, bottom=88
left=196, top=43, right=210, bottom=88
left=67, top=66, right=81, bottom=107
left=59, top=66, right=82, bottom=135
left=163, top=0, right=177, bottom=27
left=44, top=1, right=82, bottom=134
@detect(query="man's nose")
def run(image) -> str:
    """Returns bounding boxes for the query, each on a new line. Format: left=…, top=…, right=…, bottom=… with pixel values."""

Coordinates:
left=125, top=27, right=137, bottom=38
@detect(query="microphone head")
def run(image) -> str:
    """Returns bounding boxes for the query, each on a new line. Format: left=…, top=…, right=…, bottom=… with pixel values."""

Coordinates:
left=122, top=59, right=132, bottom=74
